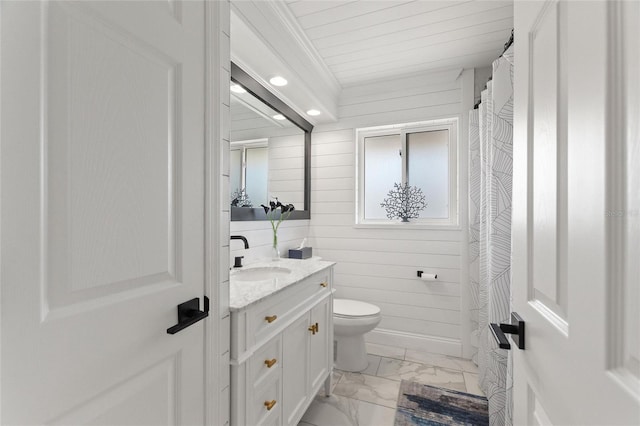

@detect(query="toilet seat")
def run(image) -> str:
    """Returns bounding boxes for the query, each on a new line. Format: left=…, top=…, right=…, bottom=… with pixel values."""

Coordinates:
left=333, top=299, right=380, bottom=318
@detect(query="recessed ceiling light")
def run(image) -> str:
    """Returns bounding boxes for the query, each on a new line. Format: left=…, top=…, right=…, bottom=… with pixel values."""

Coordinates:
left=273, top=114, right=286, bottom=120
left=307, top=109, right=321, bottom=116
left=230, top=84, right=246, bottom=94
left=269, top=76, right=288, bottom=86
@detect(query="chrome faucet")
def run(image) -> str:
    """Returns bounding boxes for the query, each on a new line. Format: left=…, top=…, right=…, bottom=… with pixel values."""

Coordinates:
left=230, top=235, right=249, bottom=268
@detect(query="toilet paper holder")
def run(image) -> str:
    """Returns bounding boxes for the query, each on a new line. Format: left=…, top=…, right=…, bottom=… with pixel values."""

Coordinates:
left=417, top=271, right=437, bottom=279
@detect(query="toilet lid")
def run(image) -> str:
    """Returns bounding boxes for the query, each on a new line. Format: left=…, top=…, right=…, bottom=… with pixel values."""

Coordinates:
left=333, top=299, right=380, bottom=317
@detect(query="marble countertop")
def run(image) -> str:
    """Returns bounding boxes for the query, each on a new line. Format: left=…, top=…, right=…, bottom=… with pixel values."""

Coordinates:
left=229, top=257, right=335, bottom=311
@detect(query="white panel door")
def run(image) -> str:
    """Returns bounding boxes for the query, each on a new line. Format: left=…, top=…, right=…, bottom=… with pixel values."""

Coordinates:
left=512, top=1, right=640, bottom=424
left=1, top=1, right=208, bottom=424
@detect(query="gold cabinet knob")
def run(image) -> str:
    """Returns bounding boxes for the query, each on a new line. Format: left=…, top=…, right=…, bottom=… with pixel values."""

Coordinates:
left=320, top=282, right=328, bottom=288
left=308, top=324, right=316, bottom=335
left=264, top=358, right=277, bottom=368
left=265, top=315, right=277, bottom=323
left=264, top=400, right=276, bottom=411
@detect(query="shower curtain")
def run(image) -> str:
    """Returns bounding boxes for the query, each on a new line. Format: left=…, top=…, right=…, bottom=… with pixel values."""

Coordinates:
left=468, top=45, right=514, bottom=426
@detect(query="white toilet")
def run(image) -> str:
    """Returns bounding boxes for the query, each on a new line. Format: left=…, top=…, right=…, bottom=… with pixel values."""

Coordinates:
left=333, top=298, right=382, bottom=372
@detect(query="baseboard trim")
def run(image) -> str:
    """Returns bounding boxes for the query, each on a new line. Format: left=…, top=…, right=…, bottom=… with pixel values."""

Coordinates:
left=365, top=328, right=462, bottom=357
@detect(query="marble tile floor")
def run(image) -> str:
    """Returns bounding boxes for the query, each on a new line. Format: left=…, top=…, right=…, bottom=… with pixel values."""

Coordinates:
left=298, top=343, right=483, bottom=426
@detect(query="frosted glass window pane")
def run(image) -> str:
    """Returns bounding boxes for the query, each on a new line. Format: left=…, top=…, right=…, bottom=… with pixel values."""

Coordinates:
left=230, top=149, right=242, bottom=193
left=364, top=134, right=401, bottom=219
left=407, top=130, right=449, bottom=219
left=246, top=147, right=268, bottom=205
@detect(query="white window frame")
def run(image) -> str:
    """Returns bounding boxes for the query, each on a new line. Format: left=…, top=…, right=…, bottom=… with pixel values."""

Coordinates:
left=230, top=138, right=269, bottom=193
left=356, top=118, right=459, bottom=228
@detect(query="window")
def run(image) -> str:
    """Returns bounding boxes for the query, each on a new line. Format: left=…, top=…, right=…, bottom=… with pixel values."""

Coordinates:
left=230, top=139, right=269, bottom=206
left=356, top=119, right=458, bottom=226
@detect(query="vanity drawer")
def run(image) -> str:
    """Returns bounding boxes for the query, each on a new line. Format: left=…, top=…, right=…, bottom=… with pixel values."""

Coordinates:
left=249, top=335, right=281, bottom=387
left=308, top=271, right=330, bottom=291
left=251, top=376, right=281, bottom=426
left=250, top=271, right=330, bottom=344
left=230, top=262, right=335, bottom=426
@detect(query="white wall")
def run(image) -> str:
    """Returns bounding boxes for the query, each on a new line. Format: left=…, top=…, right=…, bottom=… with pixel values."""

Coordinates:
left=216, top=2, right=232, bottom=425
left=268, top=134, right=305, bottom=210
left=230, top=220, right=310, bottom=267
left=308, top=68, right=475, bottom=356
left=227, top=67, right=476, bottom=357
left=474, top=66, right=492, bottom=106
left=229, top=131, right=309, bottom=267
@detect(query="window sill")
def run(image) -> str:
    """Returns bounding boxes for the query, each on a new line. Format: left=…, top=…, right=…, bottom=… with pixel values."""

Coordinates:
left=353, top=222, right=461, bottom=231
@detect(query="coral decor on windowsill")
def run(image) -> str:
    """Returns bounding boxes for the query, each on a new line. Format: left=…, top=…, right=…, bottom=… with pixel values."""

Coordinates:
left=230, top=188, right=252, bottom=208
left=380, top=182, right=427, bottom=222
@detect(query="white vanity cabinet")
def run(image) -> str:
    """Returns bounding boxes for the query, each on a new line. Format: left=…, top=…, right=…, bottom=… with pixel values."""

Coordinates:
left=282, top=295, right=331, bottom=425
left=230, top=262, right=334, bottom=426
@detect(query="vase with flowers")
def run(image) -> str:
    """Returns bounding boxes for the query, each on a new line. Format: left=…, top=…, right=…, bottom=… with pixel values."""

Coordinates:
left=261, top=198, right=295, bottom=260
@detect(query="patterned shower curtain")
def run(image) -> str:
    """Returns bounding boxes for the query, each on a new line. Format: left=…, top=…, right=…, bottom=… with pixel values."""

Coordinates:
left=468, top=45, right=514, bottom=426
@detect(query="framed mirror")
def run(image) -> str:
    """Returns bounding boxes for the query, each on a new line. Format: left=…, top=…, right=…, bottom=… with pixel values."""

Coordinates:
left=230, top=63, right=312, bottom=221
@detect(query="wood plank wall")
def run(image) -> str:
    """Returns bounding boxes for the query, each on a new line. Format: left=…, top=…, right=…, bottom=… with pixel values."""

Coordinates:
left=230, top=132, right=308, bottom=264
left=309, top=69, right=470, bottom=355
left=228, top=68, right=474, bottom=356
left=230, top=220, right=310, bottom=266
left=268, top=134, right=305, bottom=209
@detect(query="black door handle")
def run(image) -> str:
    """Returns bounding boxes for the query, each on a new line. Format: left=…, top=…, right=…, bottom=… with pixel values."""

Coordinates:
left=167, top=296, right=209, bottom=334
left=490, top=312, right=525, bottom=350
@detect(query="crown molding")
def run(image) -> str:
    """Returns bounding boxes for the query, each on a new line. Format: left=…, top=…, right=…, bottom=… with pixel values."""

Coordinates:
left=230, top=1, right=340, bottom=122
left=264, top=1, right=342, bottom=94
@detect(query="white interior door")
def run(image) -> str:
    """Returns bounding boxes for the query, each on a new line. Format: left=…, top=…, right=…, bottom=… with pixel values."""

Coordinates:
left=1, top=1, right=208, bottom=424
left=512, top=1, right=640, bottom=424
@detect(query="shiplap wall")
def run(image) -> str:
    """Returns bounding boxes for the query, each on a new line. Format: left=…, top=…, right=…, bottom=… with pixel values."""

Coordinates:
left=269, top=134, right=305, bottom=210
left=229, top=132, right=308, bottom=266
left=214, top=2, right=231, bottom=425
left=309, top=68, right=475, bottom=356
left=230, top=220, right=309, bottom=267
left=227, top=68, right=475, bottom=356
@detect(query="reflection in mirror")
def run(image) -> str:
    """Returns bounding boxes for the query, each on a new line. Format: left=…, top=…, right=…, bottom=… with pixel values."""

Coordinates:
left=230, top=90, right=305, bottom=211
left=230, top=140, right=268, bottom=207
left=229, top=63, right=312, bottom=221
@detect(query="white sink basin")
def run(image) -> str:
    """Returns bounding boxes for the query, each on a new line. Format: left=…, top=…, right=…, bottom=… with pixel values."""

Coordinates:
left=232, top=266, right=292, bottom=281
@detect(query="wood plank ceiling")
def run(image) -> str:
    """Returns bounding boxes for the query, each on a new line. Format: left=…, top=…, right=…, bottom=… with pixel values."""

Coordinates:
left=284, top=0, right=514, bottom=86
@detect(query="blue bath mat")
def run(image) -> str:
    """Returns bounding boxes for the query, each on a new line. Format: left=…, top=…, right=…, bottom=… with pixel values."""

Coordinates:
left=394, top=381, right=489, bottom=426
